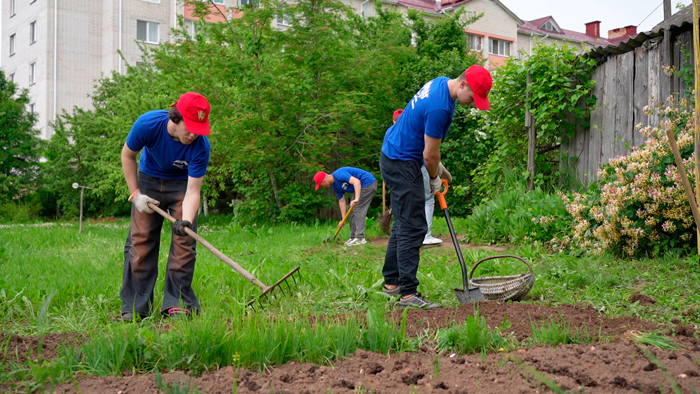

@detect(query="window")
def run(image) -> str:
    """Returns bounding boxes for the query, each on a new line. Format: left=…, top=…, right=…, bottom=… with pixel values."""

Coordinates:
left=137, top=20, right=159, bottom=44
left=29, top=103, right=36, bottom=113
left=10, top=34, right=16, bottom=56
left=142, top=0, right=161, bottom=2
left=489, top=38, right=511, bottom=56
left=30, top=21, right=37, bottom=44
left=239, top=0, right=258, bottom=7
left=9, top=73, right=15, bottom=83
left=467, top=34, right=482, bottom=51
left=11, top=0, right=16, bottom=16
left=542, top=20, right=561, bottom=33
left=212, top=0, right=225, bottom=4
left=29, top=62, right=36, bottom=85
left=277, top=6, right=290, bottom=26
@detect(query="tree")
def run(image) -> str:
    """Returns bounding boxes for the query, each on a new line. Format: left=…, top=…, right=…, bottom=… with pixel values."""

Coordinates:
left=0, top=70, right=41, bottom=202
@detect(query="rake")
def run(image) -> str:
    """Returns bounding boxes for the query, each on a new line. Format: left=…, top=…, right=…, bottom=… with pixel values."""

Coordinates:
left=149, top=203, right=301, bottom=308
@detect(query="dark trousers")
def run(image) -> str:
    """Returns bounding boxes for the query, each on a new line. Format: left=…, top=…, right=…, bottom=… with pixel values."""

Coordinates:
left=349, top=180, right=377, bottom=239
left=380, top=153, right=427, bottom=296
left=120, top=172, right=200, bottom=317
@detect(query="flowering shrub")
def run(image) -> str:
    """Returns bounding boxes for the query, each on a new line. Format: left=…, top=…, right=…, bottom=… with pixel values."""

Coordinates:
left=561, top=98, right=697, bottom=257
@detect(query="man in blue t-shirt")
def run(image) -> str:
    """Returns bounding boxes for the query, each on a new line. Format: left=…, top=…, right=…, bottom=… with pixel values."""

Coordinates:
left=380, top=65, right=493, bottom=309
left=314, top=167, right=378, bottom=246
left=120, top=92, right=212, bottom=321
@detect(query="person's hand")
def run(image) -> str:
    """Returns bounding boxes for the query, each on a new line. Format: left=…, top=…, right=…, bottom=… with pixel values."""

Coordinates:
left=429, top=176, right=442, bottom=196
left=130, top=190, right=159, bottom=213
left=172, top=219, right=193, bottom=236
left=338, top=220, right=346, bottom=229
left=350, top=198, right=359, bottom=207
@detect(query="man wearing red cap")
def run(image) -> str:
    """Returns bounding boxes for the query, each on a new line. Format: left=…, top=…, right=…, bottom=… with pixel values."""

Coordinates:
left=120, top=92, right=212, bottom=321
left=381, top=65, right=492, bottom=309
left=314, top=168, right=377, bottom=246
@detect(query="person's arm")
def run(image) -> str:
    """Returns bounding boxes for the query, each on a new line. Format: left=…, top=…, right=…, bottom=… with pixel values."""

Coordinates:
left=338, top=197, right=348, bottom=227
left=348, top=176, right=362, bottom=207
left=121, top=143, right=140, bottom=195
left=423, top=135, right=442, bottom=178
left=182, top=176, right=203, bottom=223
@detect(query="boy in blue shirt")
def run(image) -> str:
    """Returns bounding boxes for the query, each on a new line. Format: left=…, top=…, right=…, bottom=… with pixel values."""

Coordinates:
left=381, top=65, right=492, bottom=309
left=314, top=167, right=378, bottom=246
left=120, top=92, right=211, bottom=321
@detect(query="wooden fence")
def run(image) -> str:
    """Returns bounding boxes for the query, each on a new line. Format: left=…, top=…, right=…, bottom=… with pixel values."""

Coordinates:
left=561, top=24, right=695, bottom=184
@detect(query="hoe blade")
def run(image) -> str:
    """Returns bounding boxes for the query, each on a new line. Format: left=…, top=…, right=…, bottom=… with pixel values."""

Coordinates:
left=454, top=287, right=485, bottom=303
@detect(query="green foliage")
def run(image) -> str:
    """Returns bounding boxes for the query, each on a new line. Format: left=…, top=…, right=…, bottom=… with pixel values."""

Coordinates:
left=463, top=182, right=571, bottom=245
left=0, top=200, right=42, bottom=223
left=435, top=310, right=516, bottom=355
left=472, top=41, right=597, bottom=199
left=42, top=0, right=483, bottom=222
left=528, top=316, right=596, bottom=346
left=0, top=69, right=42, bottom=202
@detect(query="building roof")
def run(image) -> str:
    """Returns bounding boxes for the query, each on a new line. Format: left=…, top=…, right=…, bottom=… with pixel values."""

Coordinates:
left=396, top=0, right=522, bottom=22
left=518, top=16, right=612, bottom=47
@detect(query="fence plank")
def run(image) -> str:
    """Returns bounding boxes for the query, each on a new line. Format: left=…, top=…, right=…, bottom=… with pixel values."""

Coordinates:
left=587, top=64, right=606, bottom=182
left=633, top=45, right=650, bottom=149
left=601, top=58, right=618, bottom=166
left=614, top=52, right=634, bottom=157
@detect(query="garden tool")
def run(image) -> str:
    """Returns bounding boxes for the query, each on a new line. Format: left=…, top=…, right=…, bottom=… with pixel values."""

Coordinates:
left=149, top=203, right=300, bottom=308
left=324, top=204, right=354, bottom=243
left=434, top=180, right=485, bottom=303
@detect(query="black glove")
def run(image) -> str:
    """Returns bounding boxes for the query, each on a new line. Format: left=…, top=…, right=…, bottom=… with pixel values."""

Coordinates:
left=172, top=219, right=192, bottom=237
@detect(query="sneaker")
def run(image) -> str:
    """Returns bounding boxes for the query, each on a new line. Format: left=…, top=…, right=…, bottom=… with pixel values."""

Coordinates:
left=383, top=285, right=401, bottom=297
left=163, top=307, right=191, bottom=319
left=423, top=236, right=443, bottom=246
left=121, top=312, right=145, bottom=322
left=398, top=293, right=442, bottom=309
left=345, top=238, right=367, bottom=246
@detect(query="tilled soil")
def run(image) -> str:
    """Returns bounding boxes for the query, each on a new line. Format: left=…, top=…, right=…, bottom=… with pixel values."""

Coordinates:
left=7, top=302, right=700, bottom=393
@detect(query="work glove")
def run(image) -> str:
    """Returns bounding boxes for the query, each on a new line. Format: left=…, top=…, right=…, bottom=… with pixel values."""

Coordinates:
left=130, top=190, right=159, bottom=214
left=438, top=162, right=453, bottom=183
left=172, top=219, right=193, bottom=237
left=429, top=175, right=442, bottom=197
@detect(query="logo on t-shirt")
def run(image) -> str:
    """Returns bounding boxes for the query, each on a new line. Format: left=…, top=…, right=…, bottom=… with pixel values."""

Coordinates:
left=173, top=160, right=189, bottom=169
left=411, top=80, right=433, bottom=109
left=341, top=182, right=349, bottom=191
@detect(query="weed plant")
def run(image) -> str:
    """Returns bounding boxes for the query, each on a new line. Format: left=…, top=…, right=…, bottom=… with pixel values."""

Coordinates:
left=527, top=316, right=598, bottom=346
left=435, top=310, right=517, bottom=355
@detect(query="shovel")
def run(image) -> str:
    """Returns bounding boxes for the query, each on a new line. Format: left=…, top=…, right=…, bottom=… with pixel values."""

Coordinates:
left=324, top=204, right=354, bottom=243
left=434, top=180, right=484, bottom=303
left=149, top=203, right=300, bottom=307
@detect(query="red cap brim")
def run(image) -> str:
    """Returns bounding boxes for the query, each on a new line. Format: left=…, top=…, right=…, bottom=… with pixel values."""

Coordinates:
left=474, top=94, right=490, bottom=110
left=182, top=117, right=211, bottom=136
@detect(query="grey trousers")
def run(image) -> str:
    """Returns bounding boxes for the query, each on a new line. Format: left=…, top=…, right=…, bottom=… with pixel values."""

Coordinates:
left=348, top=180, right=377, bottom=239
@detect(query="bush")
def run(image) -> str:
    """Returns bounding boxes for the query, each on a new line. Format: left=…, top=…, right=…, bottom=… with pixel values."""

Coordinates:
left=562, top=98, right=696, bottom=257
left=0, top=200, right=42, bottom=223
left=463, top=183, right=571, bottom=245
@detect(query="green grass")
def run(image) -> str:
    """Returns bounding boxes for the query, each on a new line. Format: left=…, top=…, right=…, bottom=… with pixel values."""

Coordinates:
left=2, top=214, right=700, bottom=388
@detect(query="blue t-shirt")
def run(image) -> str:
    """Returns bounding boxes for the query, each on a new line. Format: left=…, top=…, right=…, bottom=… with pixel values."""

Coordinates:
left=381, top=77, right=455, bottom=162
left=126, top=110, right=211, bottom=180
left=331, top=167, right=376, bottom=200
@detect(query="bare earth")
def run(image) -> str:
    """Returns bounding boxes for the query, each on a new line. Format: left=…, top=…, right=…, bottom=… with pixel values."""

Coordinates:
left=5, top=301, right=700, bottom=394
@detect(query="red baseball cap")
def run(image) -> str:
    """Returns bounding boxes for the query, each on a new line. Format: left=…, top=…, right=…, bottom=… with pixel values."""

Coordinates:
left=173, top=92, right=211, bottom=136
left=464, top=65, right=493, bottom=110
left=393, top=109, right=403, bottom=122
left=313, top=171, right=327, bottom=190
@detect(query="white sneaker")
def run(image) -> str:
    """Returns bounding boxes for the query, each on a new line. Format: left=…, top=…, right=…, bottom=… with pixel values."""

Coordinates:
left=346, top=238, right=367, bottom=246
left=423, top=236, right=443, bottom=246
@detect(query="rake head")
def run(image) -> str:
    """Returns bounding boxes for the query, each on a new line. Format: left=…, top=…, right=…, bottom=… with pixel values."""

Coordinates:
left=246, top=267, right=301, bottom=308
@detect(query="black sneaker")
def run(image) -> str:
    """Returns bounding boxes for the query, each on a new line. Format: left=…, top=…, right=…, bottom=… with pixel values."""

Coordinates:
left=398, top=293, right=441, bottom=309
left=121, top=312, right=144, bottom=322
left=383, top=285, right=401, bottom=297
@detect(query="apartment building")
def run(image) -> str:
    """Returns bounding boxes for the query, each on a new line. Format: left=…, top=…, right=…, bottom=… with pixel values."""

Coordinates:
left=1, top=0, right=239, bottom=139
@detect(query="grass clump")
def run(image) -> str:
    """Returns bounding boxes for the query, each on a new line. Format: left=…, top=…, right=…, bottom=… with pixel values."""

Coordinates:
left=527, top=315, right=600, bottom=347
left=435, top=310, right=517, bottom=355
left=625, top=330, right=681, bottom=351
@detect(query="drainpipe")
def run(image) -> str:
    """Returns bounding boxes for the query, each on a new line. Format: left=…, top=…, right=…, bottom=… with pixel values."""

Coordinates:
left=53, top=0, right=57, bottom=124
left=119, top=0, right=122, bottom=74
left=360, top=0, right=370, bottom=16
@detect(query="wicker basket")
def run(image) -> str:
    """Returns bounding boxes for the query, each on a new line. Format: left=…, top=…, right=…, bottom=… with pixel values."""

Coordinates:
left=468, top=255, right=534, bottom=301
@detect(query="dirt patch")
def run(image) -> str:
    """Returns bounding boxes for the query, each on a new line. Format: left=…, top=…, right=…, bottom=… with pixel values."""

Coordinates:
left=630, top=293, right=656, bottom=306
left=1, top=333, right=82, bottom=365
left=43, top=302, right=698, bottom=394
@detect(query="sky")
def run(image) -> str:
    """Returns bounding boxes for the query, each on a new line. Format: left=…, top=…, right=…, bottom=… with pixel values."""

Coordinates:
left=503, top=0, right=688, bottom=35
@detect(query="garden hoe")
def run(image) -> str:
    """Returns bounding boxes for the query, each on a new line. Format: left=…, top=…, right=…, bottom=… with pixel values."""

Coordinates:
left=149, top=203, right=300, bottom=308
left=434, top=180, right=485, bottom=303
left=324, top=205, right=354, bottom=243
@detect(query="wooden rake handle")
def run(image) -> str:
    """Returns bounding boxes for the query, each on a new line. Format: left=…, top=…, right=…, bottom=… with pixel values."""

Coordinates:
left=333, top=204, right=355, bottom=239
left=665, top=130, right=700, bottom=230
left=148, top=203, right=270, bottom=292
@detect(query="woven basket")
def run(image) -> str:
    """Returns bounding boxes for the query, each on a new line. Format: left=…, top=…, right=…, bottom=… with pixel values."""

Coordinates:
left=468, top=255, right=534, bottom=301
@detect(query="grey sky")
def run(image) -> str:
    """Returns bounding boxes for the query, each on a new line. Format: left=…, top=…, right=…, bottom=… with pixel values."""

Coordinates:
left=503, top=0, right=688, bottom=35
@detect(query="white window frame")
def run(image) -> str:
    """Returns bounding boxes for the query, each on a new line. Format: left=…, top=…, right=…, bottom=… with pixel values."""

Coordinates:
left=277, top=6, right=291, bottom=26
left=467, top=34, right=482, bottom=51
left=542, top=20, right=562, bottom=34
left=137, top=20, right=160, bottom=44
left=10, top=34, right=16, bottom=56
left=11, top=0, right=16, bottom=16
left=212, top=0, right=225, bottom=4
left=141, top=0, right=161, bottom=3
left=30, top=21, right=37, bottom=44
left=29, top=62, right=36, bottom=85
left=489, top=38, right=511, bottom=56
